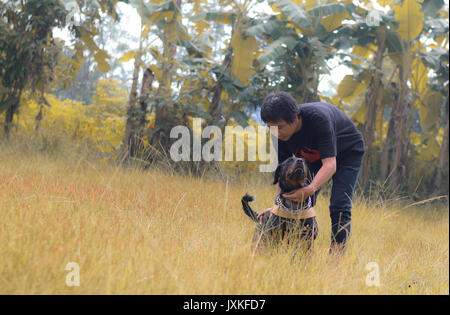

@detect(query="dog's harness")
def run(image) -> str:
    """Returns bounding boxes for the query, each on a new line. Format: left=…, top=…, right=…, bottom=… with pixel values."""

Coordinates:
left=275, top=194, right=312, bottom=212
left=270, top=193, right=316, bottom=220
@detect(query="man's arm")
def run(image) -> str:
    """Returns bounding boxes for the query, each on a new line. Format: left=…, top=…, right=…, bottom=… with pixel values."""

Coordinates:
left=282, top=157, right=336, bottom=202
left=308, top=157, right=336, bottom=193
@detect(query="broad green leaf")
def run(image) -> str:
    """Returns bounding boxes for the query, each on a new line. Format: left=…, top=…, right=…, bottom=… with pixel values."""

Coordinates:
left=275, top=0, right=312, bottom=29
left=304, top=0, right=319, bottom=11
left=94, top=50, right=111, bottom=73
left=351, top=45, right=374, bottom=64
left=257, top=36, right=298, bottom=65
left=149, top=65, right=163, bottom=82
left=418, top=134, right=441, bottom=160
left=163, top=19, right=190, bottom=44
left=308, top=3, right=347, bottom=18
left=351, top=101, right=367, bottom=124
left=230, top=28, right=257, bottom=86
left=131, top=0, right=177, bottom=24
left=191, top=32, right=213, bottom=57
left=337, top=73, right=370, bottom=102
left=410, top=58, right=429, bottom=95
left=377, top=0, right=394, bottom=6
left=246, top=18, right=285, bottom=37
left=394, top=0, right=424, bottom=41
left=190, top=11, right=236, bottom=25
left=229, top=111, right=249, bottom=128
left=320, top=11, right=350, bottom=32
left=421, top=0, right=444, bottom=18
left=80, top=27, right=111, bottom=73
left=183, top=103, right=211, bottom=120
left=149, top=11, right=174, bottom=24
left=419, top=91, right=443, bottom=132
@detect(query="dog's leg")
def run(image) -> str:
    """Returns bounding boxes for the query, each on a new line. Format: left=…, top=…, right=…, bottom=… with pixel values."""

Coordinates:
left=251, top=213, right=281, bottom=254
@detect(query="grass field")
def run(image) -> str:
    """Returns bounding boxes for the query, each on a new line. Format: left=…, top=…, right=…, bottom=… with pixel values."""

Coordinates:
left=0, top=140, right=448, bottom=295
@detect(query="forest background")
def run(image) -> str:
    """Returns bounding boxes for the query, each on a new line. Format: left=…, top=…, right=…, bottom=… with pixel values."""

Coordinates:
left=1, top=0, right=449, bottom=200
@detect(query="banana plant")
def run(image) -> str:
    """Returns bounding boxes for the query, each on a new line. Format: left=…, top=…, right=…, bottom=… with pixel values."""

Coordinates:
left=380, top=0, right=447, bottom=193
left=248, top=0, right=357, bottom=104
left=332, top=2, right=391, bottom=190
left=190, top=0, right=259, bottom=128
left=334, top=0, right=448, bottom=194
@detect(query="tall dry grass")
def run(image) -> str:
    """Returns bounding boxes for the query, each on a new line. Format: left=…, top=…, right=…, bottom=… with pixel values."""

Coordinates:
left=0, top=136, right=448, bottom=294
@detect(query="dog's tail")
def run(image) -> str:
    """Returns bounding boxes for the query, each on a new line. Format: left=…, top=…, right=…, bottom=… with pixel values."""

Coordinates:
left=241, top=193, right=259, bottom=223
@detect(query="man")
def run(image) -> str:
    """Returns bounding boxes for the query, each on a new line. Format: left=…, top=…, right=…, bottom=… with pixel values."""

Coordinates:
left=260, top=92, right=365, bottom=254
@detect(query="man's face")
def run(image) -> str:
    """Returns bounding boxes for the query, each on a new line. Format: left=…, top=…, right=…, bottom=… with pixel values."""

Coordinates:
left=267, top=116, right=300, bottom=141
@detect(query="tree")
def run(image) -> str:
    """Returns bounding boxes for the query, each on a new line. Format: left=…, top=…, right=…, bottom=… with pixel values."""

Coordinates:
left=0, top=0, right=66, bottom=137
left=0, top=0, right=125, bottom=138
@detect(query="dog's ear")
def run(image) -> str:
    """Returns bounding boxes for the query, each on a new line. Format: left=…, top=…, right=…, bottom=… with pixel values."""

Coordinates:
left=273, top=164, right=282, bottom=185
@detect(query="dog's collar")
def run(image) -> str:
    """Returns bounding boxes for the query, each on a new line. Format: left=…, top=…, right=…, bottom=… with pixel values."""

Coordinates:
left=275, top=194, right=312, bottom=215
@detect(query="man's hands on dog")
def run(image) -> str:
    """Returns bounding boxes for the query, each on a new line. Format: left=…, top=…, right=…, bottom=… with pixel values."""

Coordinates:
left=257, top=207, right=273, bottom=221
left=282, top=185, right=315, bottom=202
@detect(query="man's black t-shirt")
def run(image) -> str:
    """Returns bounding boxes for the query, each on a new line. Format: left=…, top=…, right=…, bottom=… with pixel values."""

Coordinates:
left=275, top=102, right=365, bottom=169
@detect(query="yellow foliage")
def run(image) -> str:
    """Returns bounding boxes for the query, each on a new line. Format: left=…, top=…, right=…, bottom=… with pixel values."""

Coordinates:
left=151, top=11, right=175, bottom=24
left=80, top=28, right=111, bottom=73
left=351, top=45, right=374, bottom=64
left=418, top=91, right=442, bottom=133
left=320, top=11, right=350, bottom=32
left=412, top=133, right=441, bottom=161
left=53, top=56, right=84, bottom=90
left=193, top=19, right=210, bottom=36
left=337, top=74, right=370, bottom=103
left=410, top=57, right=428, bottom=95
left=119, top=51, right=136, bottom=62
left=13, top=79, right=128, bottom=153
left=377, top=0, right=394, bottom=6
left=351, top=101, right=368, bottom=125
left=230, top=26, right=257, bottom=86
left=393, top=0, right=424, bottom=41
left=304, top=0, right=319, bottom=11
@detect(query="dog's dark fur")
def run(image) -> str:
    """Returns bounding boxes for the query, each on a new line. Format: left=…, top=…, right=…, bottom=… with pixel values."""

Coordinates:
left=241, top=156, right=317, bottom=252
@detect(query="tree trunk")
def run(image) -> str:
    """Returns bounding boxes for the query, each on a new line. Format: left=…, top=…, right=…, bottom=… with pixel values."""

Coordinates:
left=390, top=78, right=409, bottom=192
left=361, top=29, right=386, bottom=190
left=124, top=24, right=144, bottom=158
left=380, top=84, right=399, bottom=182
left=138, top=69, right=154, bottom=133
left=209, top=48, right=232, bottom=121
left=434, top=90, right=449, bottom=194
left=4, top=103, right=17, bottom=139
left=3, top=92, right=21, bottom=139
left=35, top=95, right=50, bottom=132
left=149, top=0, right=182, bottom=154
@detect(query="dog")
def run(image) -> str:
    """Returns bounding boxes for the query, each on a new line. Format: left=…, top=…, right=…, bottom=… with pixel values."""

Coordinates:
left=241, top=156, right=318, bottom=254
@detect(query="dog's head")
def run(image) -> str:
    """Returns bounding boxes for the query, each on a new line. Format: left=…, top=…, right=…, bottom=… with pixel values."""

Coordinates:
left=273, top=156, right=309, bottom=194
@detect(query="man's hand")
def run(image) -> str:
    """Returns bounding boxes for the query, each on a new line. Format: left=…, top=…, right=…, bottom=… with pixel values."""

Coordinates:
left=282, top=185, right=315, bottom=203
left=257, top=207, right=272, bottom=221
left=282, top=157, right=336, bottom=203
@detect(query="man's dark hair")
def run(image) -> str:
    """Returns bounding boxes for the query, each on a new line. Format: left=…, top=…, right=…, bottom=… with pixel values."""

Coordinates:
left=260, top=92, right=299, bottom=124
